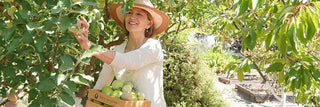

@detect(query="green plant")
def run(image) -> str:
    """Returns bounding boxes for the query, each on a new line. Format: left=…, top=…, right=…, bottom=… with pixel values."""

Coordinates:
left=212, top=0, right=320, bottom=105
left=162, top=31, right=227, bottom=107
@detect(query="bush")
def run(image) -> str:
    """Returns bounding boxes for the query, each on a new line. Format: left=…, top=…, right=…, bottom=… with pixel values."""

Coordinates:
left=162, top=33, right=227, bottom=107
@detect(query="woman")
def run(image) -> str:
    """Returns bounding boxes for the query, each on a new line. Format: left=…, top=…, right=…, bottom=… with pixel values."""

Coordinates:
left=73, top=0, right=169, bottom=106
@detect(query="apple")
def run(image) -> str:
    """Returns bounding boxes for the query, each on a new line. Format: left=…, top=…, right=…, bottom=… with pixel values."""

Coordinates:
left=124, top=81, right=134, bottom=88
left=131, top=92, right=138, bottom=101
left=137, top=92, right=145, bottom=101
left=101, top=86, right=113, bottom=96
left=111, top=80, right=123, bottom=90
left=111, top=90, right=122, bottom=98
left=121, top=92, right=133, bottom=101
left=121, top=85, right=132, bottom=93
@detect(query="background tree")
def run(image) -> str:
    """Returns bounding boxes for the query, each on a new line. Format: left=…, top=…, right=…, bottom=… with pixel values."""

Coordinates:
left=211, top=0, right=320, bottom=105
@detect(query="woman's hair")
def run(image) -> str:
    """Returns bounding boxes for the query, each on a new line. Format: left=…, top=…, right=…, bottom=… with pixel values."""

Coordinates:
left=144, top=11, right=154, bottom=38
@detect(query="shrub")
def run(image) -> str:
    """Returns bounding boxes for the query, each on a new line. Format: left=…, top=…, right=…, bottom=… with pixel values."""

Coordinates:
left=162, top=33, right=227, bottom=107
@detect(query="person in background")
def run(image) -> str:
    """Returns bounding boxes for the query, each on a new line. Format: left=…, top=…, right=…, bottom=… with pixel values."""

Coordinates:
left=73, top=0, right=169, bottom=106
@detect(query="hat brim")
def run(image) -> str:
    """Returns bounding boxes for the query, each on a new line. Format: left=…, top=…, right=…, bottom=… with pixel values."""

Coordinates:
left=109, top=4, right=169, bottom=36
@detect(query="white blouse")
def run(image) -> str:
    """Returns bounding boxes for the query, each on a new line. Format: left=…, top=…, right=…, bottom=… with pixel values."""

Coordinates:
left=93, top=38, right=166, bottom=107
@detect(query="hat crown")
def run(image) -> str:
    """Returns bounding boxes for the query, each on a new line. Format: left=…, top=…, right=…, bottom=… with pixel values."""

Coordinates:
left=134, top=0, right=154, bottom=8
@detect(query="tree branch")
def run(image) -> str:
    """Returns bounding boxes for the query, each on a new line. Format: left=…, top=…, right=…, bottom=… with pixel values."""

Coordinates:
left=175, top=13, right=182, bottom=35
left=239, top=52, right=268, bottom=82
left=233, top=21, right=240, bottom=30
left=38, top=0, right=44, bottom=11
left=281, top=0, right=285, bottom=5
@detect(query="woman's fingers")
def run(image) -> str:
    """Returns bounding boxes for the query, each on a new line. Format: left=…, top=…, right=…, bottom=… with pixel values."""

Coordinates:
left=80, top=16, right=89, bottom=29
left=76, top=16, right=89, bottom=37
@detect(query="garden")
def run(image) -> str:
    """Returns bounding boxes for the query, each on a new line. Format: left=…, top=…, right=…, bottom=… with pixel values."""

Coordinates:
left=0, top=0, right=319, bottom=107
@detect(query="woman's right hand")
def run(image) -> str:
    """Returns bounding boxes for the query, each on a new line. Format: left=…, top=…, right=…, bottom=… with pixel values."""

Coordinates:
left=73, top=16, right=91, bottom=50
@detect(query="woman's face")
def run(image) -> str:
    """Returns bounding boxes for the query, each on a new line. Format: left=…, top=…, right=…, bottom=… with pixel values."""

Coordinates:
left=125, top=8, right=152, bottom=33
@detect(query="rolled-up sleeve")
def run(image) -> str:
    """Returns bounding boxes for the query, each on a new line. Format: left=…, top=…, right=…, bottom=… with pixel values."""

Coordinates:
left=110, top=40, right=163, bottom=70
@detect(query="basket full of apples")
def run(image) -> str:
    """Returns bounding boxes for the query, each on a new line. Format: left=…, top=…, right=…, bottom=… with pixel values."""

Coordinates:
left=86, top=80, right=151, bottom=107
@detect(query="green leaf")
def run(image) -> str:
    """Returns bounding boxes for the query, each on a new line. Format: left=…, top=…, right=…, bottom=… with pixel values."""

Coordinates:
left=242, top=28, right=256, bottom=50
left=4, top=67, right=15, bottom=78
left=265, top=31, right=274, bottom=50
left=70, top=76, right=90, bottom=86
left=57, top=74, right=66, bottom=85
left=16, top=60, right=28, bottom=70
left=3, top=27, right=15, bottom=41
left=38, top=94, right=55, bottom=107
left=28, top=89, right=39, bottom=102
left=59, top=17, right=71, bottom=32
left=19, top=8, right=29, bottom=19
left=17, top=0, right=31, bottom=10
left=272, top=5, right=278, bottom=13
left=80, top=45, right=104, bottom=60
left=237, top=68, right=244, bottom=81
left=121, top=0, right=135, bottom=15
left=252, top=0, right=259, bottom=10
left=288, top=23, right=297, bottom=53
left=7, top=38, right=20, bottom=52
left=311, top=67, right=320, bottom=81
left=303, top=70, right=311, bottom=89
left=279, top=27, right=287, bottom=55
left=83, top=0, right=97, bottom=6
left=296, top=19, right=306, bottom=44
left=62, top=0, right=71, bottom=7
left=279, top=6, right=294, bottom=19
left=89, top=21, right=100, bottom=37
left=59, top=91, right=75, bottom=106
left=29, top=101, right=40, bottom=107
left=61, top=81, right=77, bottom=95
left=306, top=15, right=316, bottom=41
left=238, top=0, right=249, bottom=16
left=22, top=31, right=32, bottom=44
left=242, top=59, right=250, bottom=72
left=278, top=70, right=284, bottom=83
left=34, top=34, right=48, bottom=52
left=59, top=54, right=74, bottom=72
left=0, top=49, right=5, bottom=60
left=266, top=62, right=284, bottom=73
left=79, top=73, right=94, bottom=82
left=26, top=22, right=41, bottom=31
left=37, top=78, right=56, bottom=91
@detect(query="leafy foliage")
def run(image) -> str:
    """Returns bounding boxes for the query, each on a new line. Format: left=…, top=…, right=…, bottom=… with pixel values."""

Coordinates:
left=209, top=0, right=320, bottom=105
left=1, top=0, right=319, bottom=106
left=162, top=32, right=227, bottom=107
left=0, top=0, right=120, bottom=106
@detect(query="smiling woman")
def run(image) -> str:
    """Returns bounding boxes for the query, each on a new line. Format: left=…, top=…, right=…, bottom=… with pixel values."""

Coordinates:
left=72, top=0, right=169, bottom=106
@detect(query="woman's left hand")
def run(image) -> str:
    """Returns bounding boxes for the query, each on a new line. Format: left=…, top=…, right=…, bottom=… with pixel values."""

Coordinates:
left=73, top=16, right=91, bottom=50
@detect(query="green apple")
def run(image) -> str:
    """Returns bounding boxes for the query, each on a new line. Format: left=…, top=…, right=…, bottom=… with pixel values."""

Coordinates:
left=122, top=85, right=132, bottom=93
left=137, top=92, right=145, bottom=101
left=132, top=92, right=138, bottom=101
left=124, top=81, right=134, bottom=88
left=111, top=80, right=123, bottom=90
left=121, top=92, right=133, bottom=101
left=101, top=86, right=113, bottom=96
left=111, top=90, right=122, bottom=99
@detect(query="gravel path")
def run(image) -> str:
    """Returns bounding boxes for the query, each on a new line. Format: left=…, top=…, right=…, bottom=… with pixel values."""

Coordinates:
left=215, top=78, right=304, bottom=107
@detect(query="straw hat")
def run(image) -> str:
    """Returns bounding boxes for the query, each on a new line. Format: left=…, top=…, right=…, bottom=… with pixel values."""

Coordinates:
left=108, top=0, right=169, bottom=36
